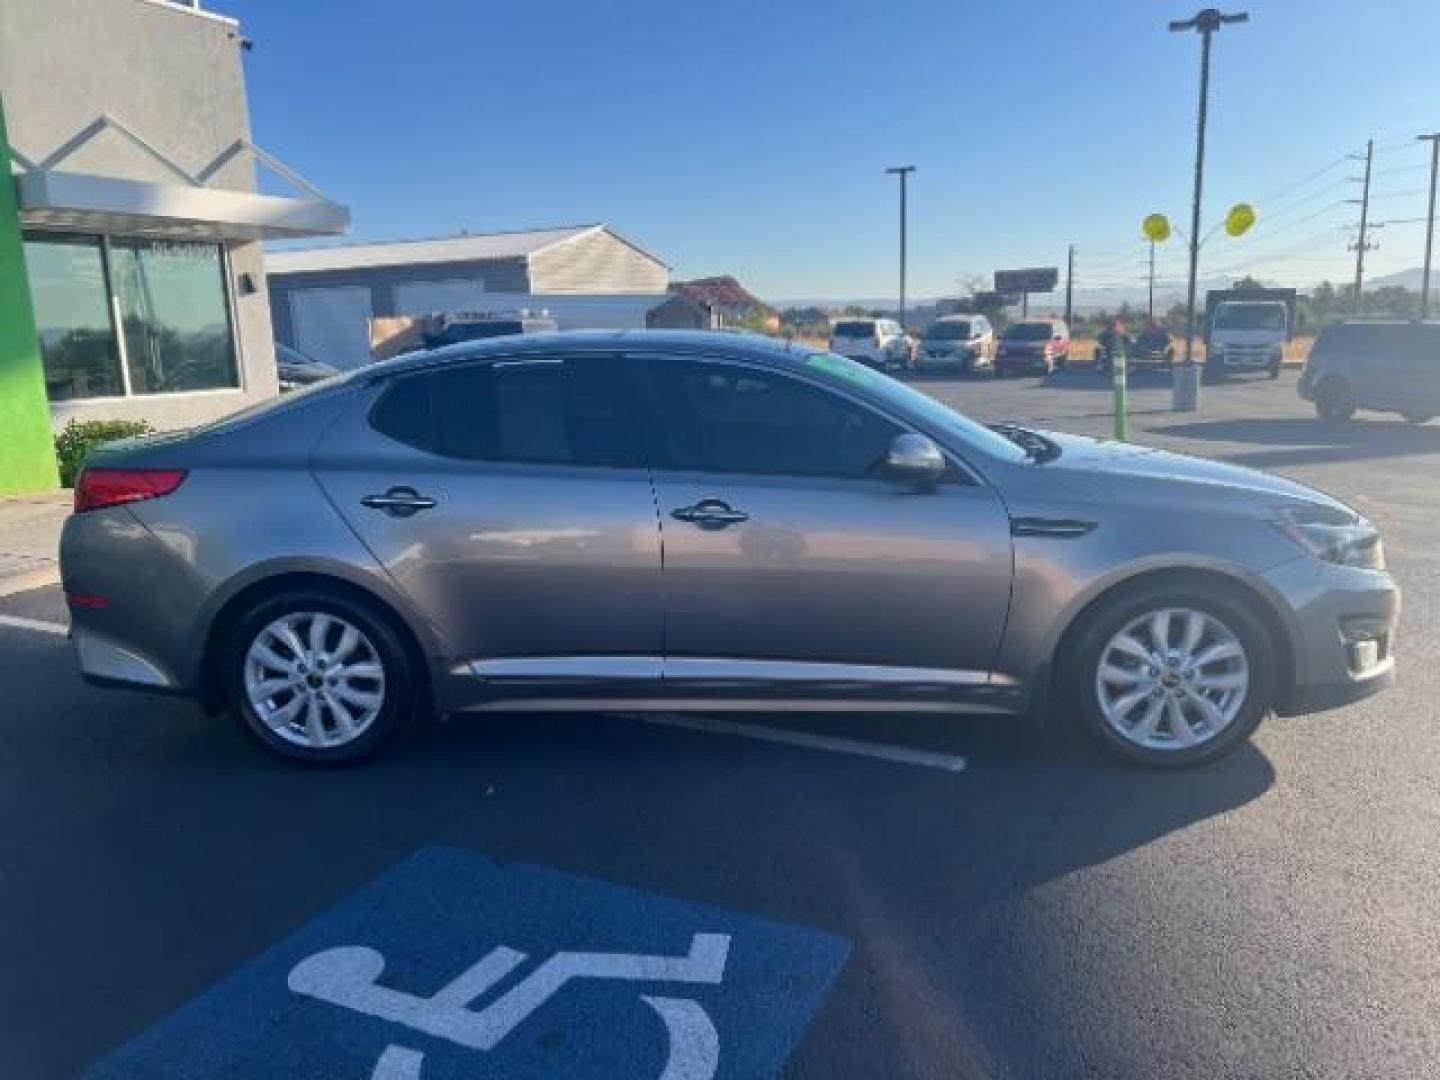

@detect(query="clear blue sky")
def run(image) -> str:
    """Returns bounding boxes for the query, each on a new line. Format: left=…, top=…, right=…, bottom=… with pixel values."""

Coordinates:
left=237, top=0, right=1440, bottom=301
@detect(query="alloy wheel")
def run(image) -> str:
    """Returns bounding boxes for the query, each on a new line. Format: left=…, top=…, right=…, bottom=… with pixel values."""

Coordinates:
left=244, top=612, right=387, bottom=749
left=1093, top=607, right=1250, bottom=752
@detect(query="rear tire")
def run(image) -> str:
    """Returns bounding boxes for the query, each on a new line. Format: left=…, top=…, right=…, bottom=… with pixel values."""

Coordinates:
left=222, top=588, right=422, bottom=764
left=1061, top=587, right=1274, bottom=768
left=1315, top=378, right=1356, bottom=422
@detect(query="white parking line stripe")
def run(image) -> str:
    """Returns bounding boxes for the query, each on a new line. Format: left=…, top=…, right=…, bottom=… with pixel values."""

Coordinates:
left=0, top=613, right=68, bottom=636
left=635, top=713, right=968, bottom=773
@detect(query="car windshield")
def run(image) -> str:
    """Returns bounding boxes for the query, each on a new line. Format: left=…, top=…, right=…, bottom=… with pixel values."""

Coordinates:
left=1215, top=304, right=1286, bottom=331
left=925, top=322, right=971, bottom=340
left=1004, top=323, right=1053, bottom=340
left=832, top=321, right=876, bottom=337
left=802, top=352, right=1029, bottom=464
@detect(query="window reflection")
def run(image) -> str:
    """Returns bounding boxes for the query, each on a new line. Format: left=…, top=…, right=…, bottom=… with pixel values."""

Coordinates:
left=110, top=240, right=239, bottom=394
left=22, top=235, right=125, bottom=401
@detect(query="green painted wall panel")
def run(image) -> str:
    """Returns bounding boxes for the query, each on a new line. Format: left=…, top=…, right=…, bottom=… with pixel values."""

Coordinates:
left=0, top=95, right=59, bottom=494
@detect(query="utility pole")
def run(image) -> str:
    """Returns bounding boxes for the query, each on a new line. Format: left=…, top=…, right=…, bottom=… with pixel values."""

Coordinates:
left=885, top=165, right=916, bottom=333
left=1348, top=138, right=1375, bottom=313
left=1419, top=133, right=1440, bottom=318
left=1169, top=7, right=1248, bottom=412
left=1064, top=244, right=1075, bottom=328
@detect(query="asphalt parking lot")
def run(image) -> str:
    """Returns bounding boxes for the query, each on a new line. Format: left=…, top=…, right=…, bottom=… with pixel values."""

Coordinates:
left=3, top=367, right=1439, bottom=1079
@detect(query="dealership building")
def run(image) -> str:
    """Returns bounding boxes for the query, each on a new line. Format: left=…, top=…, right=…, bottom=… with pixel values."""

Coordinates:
left=0, top=0, right=348, bottom=494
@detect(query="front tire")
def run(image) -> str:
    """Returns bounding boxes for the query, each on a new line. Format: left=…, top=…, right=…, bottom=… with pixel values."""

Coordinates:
left=1062, top=589, right=1275, bottom=768
left=223, top=588, right=422, bottom=764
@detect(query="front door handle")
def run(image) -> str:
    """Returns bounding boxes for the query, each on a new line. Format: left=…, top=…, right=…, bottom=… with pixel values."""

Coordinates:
left=361, top=486, right=437, bottom=518
left=671, top=499, right=749, bottom=529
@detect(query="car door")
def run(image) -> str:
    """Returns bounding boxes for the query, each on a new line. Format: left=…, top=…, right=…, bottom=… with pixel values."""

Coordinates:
left=635, top=352, right=1014, bottom=688
left=313, top=353, right=664, bottom=675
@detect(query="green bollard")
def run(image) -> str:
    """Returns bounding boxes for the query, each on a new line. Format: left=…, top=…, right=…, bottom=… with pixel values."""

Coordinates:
left=1112, top=347, right=1129, bottom=442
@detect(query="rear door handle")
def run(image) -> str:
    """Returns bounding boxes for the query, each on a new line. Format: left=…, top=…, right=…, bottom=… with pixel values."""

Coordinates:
left=671, top=499, right=749, bottom=529
left=361, top=486, right=437, bottom=518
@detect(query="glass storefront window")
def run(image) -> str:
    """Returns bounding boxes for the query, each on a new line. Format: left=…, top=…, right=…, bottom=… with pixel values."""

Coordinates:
left=109, top=239, right=239, bottom=394
left=22, top=235, right=125, bottom=401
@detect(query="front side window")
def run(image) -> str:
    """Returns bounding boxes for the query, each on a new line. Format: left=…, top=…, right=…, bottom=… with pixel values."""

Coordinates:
left=22, top=235, right=124, bottom=401
left=647, top=359, right=900, bottom=479
left=109, top=240, right=238, bottom=394
left=371, top=357, right=643, bottom=468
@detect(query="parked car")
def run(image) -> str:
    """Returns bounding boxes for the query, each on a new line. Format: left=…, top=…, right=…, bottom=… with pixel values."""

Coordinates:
left=420, top=310, right=558, bottom=350
left=275, top=343, right=341, bottom=391
left=1299, top=320, right=1440, bottom=423
left=1131, top=324, right=1176, bottom=368
left=917, top=316, right=994, bottom=373
left=996, top=320, right=1070, bottom=376
left=62, top=331, right=1397, bottom=769
left=829, top=317, right=911, bottom=370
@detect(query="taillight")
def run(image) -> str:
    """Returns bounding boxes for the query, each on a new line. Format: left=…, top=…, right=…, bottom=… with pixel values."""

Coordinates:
left=74, top=468, right=187, bottom=514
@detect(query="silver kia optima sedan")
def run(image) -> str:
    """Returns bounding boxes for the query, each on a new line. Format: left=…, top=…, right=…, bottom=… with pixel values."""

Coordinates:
left=60, top=332, right=1398, bottom=767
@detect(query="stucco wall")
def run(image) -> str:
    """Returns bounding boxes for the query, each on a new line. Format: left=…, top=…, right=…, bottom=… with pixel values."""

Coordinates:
left=0, top=0, right=254, bottom=191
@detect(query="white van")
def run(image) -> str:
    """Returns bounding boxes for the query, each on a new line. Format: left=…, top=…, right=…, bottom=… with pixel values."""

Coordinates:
left=829, top=317, right=911, bottom=370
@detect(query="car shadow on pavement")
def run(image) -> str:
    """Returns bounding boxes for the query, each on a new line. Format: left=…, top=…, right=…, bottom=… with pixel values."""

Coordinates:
left=1150, top=416, right=1440, bottom=469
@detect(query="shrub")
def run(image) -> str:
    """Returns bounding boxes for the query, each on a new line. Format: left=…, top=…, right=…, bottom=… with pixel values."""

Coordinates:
left=54, top=419, right=154, bottom=487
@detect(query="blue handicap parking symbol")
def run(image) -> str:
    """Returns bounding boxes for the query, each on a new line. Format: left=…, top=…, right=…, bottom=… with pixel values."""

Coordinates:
left=89, top=846, right=851, bottom=1079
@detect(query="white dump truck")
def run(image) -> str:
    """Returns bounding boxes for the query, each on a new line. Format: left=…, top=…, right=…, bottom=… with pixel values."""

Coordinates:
left=1204, top=287, right=1298, bottom=381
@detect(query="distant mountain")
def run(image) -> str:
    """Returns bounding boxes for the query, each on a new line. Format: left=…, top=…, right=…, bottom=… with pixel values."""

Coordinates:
left=1367, top=267, right=1430, bottom=291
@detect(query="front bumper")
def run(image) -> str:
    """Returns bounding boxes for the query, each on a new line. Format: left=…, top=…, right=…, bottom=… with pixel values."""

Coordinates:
left=1261, top=556, right=1400, bottom=717
left=1213, top=347, right=1281, bottom=370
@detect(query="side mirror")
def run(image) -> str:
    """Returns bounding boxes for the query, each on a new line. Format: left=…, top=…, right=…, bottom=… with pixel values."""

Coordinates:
left=883, top=433, right=946, bottom=487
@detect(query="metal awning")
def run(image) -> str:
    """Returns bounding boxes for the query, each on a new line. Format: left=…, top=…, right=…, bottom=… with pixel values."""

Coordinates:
left=9, top=115, right=349, bottom=241
left=16, top=170, right=350, bottom=241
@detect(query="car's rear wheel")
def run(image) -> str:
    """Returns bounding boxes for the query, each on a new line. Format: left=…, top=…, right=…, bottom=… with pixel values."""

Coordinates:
left=224, top=589, right=420, bottom=764
left=1064, top=590, right=1274, bottom=767
left=1315, top=378, right=1356, bottom=421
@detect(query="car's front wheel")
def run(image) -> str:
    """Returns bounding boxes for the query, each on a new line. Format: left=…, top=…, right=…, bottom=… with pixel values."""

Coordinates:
left=1064, top=590, right=1275, bottom=767
left=223, top=588, right=421, bottom=764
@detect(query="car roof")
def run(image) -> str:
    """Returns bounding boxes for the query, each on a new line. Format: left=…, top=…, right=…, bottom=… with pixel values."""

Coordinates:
left=363, top=329, right=812, bottom=380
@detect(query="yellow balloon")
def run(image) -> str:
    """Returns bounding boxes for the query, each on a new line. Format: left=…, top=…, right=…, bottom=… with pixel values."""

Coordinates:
left=1142, top=213, right=1171, bottom=242
left=1225, top=202, right=1256, bottom=237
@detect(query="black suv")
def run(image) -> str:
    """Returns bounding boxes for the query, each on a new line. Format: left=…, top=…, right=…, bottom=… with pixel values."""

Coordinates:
left=1299, top=320, right=1440, bottom=423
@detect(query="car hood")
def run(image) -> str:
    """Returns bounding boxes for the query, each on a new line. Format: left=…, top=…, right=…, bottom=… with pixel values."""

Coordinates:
left=1035, top=430, right=1354, bottom=515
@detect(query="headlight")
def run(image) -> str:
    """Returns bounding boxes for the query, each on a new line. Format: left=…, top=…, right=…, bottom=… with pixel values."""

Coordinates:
left=1275, top=505, right=1385, bottom=569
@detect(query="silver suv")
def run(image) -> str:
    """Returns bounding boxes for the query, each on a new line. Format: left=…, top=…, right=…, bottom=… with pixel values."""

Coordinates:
left=1299, top=320, right=1440, bottom=423
left=61, top=332, right=1398, bottom=768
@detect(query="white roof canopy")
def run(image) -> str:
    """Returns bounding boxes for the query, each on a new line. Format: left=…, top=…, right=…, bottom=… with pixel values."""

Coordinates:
left=10, top=116, right=349, bottom=241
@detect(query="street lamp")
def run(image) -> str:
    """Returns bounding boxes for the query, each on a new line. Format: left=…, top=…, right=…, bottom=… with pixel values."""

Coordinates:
left=886, top=166, right=916, bottom=335
left=1169, top=7, right=1249, bottom=412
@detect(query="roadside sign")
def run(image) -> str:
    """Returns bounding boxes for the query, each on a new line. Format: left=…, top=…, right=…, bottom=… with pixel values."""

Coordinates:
left=994, top=267, right=1059, bottom=294
left=87, top=847, right=851, bottom=1080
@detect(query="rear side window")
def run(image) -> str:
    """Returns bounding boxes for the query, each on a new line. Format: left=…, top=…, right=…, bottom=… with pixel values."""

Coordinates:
left=370, top=357, right=643, bottom=468
left=646, top=359, right=900, bottom=479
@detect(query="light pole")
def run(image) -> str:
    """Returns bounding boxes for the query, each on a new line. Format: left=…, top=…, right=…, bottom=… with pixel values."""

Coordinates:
left=886, top=166, right=916, bottom=334
left=1419, top=133, right=1440, bottom=318
left=1169, top=7, right=1248, bottom=412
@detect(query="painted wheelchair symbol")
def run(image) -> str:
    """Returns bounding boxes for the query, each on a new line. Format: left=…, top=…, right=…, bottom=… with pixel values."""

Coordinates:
left=288, top=932, right=731, bottom=1079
